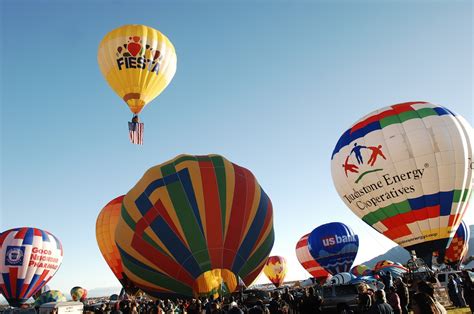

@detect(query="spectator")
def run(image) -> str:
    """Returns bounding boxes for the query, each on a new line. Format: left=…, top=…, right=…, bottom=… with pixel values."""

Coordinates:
left=461, top=270, right=474, bottom=312
left=416, top=281, right=446, bottom=314
left=368, top=290, right=393, bottom=314
left=357, top=284, right=372, bottom=313
left=394, top=278, right=409, bottom=314
left=411, top=292, right=439, bottom=314
left=386, top=286, right=401, bottom=314
left=447, top=275, right=462, bottom=307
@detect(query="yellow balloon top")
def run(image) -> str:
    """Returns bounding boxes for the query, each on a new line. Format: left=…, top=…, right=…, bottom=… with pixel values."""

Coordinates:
left=98, top=24, right=177, bottom=114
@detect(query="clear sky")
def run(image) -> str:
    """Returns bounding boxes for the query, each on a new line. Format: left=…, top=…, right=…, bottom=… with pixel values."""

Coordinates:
left=1, top=0, right=473, bottom=299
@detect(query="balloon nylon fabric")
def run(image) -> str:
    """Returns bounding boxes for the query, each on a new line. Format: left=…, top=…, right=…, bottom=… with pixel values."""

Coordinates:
left=98, top=24, right=177, bottom=115
left=0, top=227, right=63, bottom=307
left=115, top=154, right=274, bottom=298
left=444, top=220, right=470, bottom=265
left=263, top=256, right=287, bottom=288
left=295, top=233, right=330, bottom=282
left=331, top=102, right=473, bottom=264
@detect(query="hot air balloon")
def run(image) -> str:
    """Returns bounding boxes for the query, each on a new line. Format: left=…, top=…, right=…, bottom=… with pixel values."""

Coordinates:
left=96, top=196, right=139, bottom=295
left=328, top=272, right=356, bottom=285
left=295, top=234, right=331, bottom=283
left=98, top=24, right=177, bottom=144
left=373, top=260, right=408, bottom=279
left=0, top=227, right=63, bottom=307
left=115, top=154, right=274, bottom=299
left=331, top=101, right=473, bottom=267
left=33, top=290, right=67, bottom=307
left=307, top=222, right=359, bottom=275
left=350, top=264, right=372, bottom=277
left=70, top=286, right=87, bottom=302
left=444, top=220, right=470, bottom=267
left=263, top=256, right=287, bottom=288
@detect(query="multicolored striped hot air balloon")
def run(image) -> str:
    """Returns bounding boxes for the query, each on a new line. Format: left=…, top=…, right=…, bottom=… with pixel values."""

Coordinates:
left=307, top=222, right=359, bottom=275
left=0, top=227, right=63, bottom=307
left=116, top=154, right=275, bottom=299
left=96, top=196, right=139, bottom=295
left=263, top=256, right=287, bottom=288
left=444, top=220, right=470, bottom=267
left=295, top=234, right=331, bottom=283
left=331, top=102, right=473, bottom=267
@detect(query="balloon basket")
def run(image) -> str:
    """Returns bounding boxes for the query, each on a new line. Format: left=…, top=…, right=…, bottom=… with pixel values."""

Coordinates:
left=128, top=122, right=144, bottom=145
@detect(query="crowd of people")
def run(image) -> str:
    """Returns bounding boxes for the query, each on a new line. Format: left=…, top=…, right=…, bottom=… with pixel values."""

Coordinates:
left=80, top=269, right=474, bottom=314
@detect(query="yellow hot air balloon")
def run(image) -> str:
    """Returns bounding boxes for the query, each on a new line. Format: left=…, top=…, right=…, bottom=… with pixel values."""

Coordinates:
left=98, top=24, right=177, bottom=144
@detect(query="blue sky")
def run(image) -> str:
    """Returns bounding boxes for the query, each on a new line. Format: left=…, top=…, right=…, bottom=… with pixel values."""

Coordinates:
left=1, top=0, right=473, bottom=298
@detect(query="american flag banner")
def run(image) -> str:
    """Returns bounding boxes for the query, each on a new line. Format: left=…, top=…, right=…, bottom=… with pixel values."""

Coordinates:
left=128, top=122, right=144, bottom=145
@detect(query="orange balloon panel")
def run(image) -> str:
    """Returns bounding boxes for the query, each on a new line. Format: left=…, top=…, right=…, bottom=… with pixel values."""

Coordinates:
left=263, top=256, right=287, bottom=288
left=96, top=196, right=137, bottom=294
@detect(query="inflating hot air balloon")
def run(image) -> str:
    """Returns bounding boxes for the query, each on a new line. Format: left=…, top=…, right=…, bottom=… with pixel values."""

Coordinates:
left=444, top=220, right=470, bottom=267
left=331, top=101, right=473, bottom=267
left=33, top=290, right=67, bottom=307
left=350, top=264, right=372, bottom=277
left=0, top=227, right=63, bottom=307
left=373, top=260, right=408, bottom=279
left=263, top=256, right=287, bottom=288
left=115, top=154, right=274, bottom=299
left=70, top=286, right=87, bottom=302
left=295, top=234, right=331, bottom=283
left=98, top=24, right=177, bottom=145
left=96, top=196, right=139, bottom=295
left=328, top=272, right=355, bottom=285
left=307, top=222, right=359, bottom=275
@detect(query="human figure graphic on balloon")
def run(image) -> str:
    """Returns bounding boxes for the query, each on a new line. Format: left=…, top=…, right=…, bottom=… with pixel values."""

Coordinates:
left=343, top=143, right=387, bottom=177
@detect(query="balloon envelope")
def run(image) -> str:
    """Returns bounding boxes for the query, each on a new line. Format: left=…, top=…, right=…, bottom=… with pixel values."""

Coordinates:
left=328, top=272, right=355, bottom=285
left=263, top=256, right=287, bottom=288
left=331, top=102, right=473, bottom=265
left=444, top=220, right=470, bottom=266
left=295, top=234, right=331, bottom=283
left=350, top=264, right=372, bottom=277
left=373, top=260, right=408, bottom=279
left=98, top=24, right=177, bottom=115
left=116, top=154, right=274, bottom=298
left=70, top=286, right=87, bottom=302
left=34, top=290, right=66, bottom=306
left=308, top=222, right=359, bottom=275
left=0, top=227, right=63, bottom=307
left=96, top=196, right=139, bottom=295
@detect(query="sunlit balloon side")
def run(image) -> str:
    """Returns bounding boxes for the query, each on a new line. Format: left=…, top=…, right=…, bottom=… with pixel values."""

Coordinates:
left=331, top=102, right=473, bottom=266
left=96, top=196, right=139, bottom=295
left=0, top=227, right=63, bottom=307
left=115, top=154, right=275, bottom=298
left=263, top=256, right=287, bottom=288
left=98, top=24, right=177, bottom=144
left=70, top=286, right=87, bottom=302
left=295, top=234, right=331, bottom=284
left=307, top=222, right=359, bottom=275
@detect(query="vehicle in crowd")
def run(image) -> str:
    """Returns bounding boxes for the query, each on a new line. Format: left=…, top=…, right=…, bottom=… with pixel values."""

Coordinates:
left=319, top=281, right=379, bottom=313
left=38, top=302, right=83, bottom=314
left=435, top=270, right=463, bottom=288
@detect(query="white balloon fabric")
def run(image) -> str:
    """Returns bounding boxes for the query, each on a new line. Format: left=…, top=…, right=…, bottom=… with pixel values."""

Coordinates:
left=331, top=102, right=473, bottom=264
left=0, top=227, right=63, bottom=307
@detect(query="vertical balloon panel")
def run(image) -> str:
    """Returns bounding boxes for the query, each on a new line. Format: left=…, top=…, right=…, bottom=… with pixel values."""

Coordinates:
left=0, top=228, right=63, bottom=307
left=115, top=154, right=274, bottom=298
left=331, top=102, right=473, bottom=264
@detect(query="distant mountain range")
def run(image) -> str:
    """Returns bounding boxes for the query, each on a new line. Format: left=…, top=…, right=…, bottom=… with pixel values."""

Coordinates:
left=362, top=224, right=474, bottom=268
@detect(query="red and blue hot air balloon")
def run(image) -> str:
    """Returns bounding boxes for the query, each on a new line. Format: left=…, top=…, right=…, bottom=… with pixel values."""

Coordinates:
left=307, top=222, right=359, bottom=275
left=444, top=220, right=470, bottom=267
left=0, top=227, right=63, bottom=307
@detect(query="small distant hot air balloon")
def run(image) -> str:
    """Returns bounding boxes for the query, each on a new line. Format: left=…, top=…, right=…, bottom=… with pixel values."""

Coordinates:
left=307, top=222, right=359, bottom=275
left=116, top=154, right=274, bottom=299
left=331, top=102, right=473, bottom=267
left=329, top=272, right=356, bottom=285
left=98, top=24, right=177, bottom=145
left=70, top=286, right=87, bottom=302
left=96, top=196, right=139, bottom=295
left=444, top=220, right=470, bottom=267
left=34, top=290, right=67, bottom=307
left=263, top=256, right=287, bottom=288
left=295, top=234, right=331, bottom=283
left=0, top=227, right=63, bottom=307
